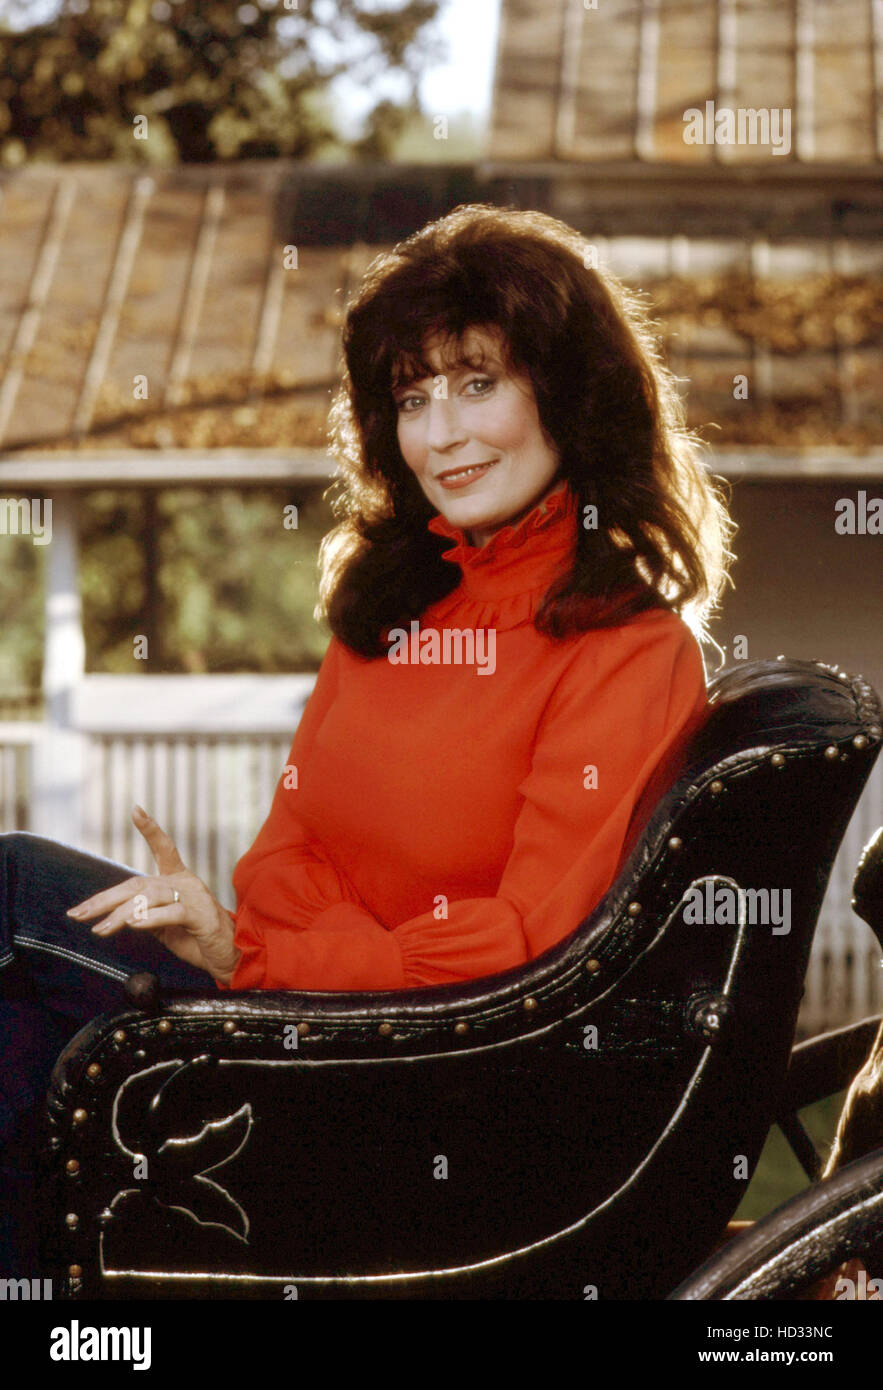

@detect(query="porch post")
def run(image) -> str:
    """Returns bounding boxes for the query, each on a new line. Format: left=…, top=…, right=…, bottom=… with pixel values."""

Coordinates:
left=32, top=488, right=86, bottom=845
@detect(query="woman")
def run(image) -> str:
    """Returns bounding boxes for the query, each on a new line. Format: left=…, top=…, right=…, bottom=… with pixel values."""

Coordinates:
left=0, top=204, right=732, bottom=1270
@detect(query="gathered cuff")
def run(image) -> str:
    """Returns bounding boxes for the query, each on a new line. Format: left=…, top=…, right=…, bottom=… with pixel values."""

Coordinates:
left=294, top=901, right=407, bottom=989
left=224, top=900, right=408, bottom=991
left=222, top=952, right=264, bottom=992
left=393, top=897, right=528, bottom=988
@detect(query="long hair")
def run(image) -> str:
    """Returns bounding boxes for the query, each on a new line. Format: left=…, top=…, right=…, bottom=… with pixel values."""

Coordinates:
left=318, top=203, right=733, bottom=658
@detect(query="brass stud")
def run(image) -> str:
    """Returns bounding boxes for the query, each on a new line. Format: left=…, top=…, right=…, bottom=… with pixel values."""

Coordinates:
left=86, top=1063, right=101, bottom=1079
left=65, top=1159, right=80, bottom=1176
left=68, top=1264, right=82, bottom=1278
left=627, top=901, right=642, bottom=917
left=523, top=997, right=538, bottom=1012
left=710, top=780, right=723, bottom=794
left=157, top=1019, right=172, bottom=1035
left=824, top=745, right=839, bottom=761
left=72, top=1108, right=87, bottom=1126
left=378, top=1022, right=394, bottom=1036
left=668, top=836, right=683, bottom=851
left=113, top=1029, right=127, bottom=1044
left=134, top=1049, right=146, bottom=1061
left=222, top=1020, right=237, bottom=1034
left=454, top=1021, right=469, bottom=1035
left=853, top=734, right=869, bottom=750
left=771, top=753, right=785, bottom=768
left=585, top=959, right=601, bottom=975
left=296, top=1022, right=310, bottom=1037
left=65, top=1213, right=79, bottom=1230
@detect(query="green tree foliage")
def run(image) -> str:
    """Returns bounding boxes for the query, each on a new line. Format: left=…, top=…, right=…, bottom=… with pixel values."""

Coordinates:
left=78, top=485, right=334, bottom=674
left=0, top=486, right=336, bottom=693
left=0, top=531, right=44, bottom=696
left=0, top=0, right=444, bottom=164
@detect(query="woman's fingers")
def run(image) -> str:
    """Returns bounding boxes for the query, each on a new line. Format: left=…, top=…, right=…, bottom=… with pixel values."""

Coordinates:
left=133, top=805, right=187, bottom=876
left=91, top=899, right=185, bottom=937
left=67, top=875, right=152, bottom=921
left=74, top=879, right=185, bottom=934
left=67, top=808, right=187, bottom=921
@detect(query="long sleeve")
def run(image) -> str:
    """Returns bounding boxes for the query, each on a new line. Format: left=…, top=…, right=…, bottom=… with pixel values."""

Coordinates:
left=219, top=635, right=368, bottom=990
left=226, top=613, right=709, bottom=992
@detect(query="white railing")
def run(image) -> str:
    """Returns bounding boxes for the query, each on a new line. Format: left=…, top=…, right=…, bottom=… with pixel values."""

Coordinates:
left=800, top=758, right=883, bottom=1037
left=80, top=733, right=293, bottom=906
left=0, top=673, right=314, bottom=899
left=1, top=684, right=881, bottom=1033
left=0, top=722, right=292, bottom=903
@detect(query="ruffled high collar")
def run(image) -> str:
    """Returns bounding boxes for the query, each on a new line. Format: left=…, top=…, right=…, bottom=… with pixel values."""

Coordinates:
left=424, top=478, right=578, bottom=631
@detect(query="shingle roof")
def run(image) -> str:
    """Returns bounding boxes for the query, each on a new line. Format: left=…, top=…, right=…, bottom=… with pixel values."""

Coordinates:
left=0, top=163, right=361, bottom=455
left=490, top=0, right=883, bottom=165
left=0, top=162, right=880, bottom=464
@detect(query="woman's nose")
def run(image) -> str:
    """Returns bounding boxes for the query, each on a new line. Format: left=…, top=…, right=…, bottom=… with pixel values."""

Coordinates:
left=424, top=397, right=469, bottom=451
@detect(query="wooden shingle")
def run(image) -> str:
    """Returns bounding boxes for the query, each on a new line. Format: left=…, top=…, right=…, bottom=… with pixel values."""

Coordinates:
left=0, top=163, right=880, bottom=463
left=489, top=0, right=883, bottom=165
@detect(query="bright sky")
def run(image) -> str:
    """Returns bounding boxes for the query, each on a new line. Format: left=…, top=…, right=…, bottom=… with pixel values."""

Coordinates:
left=329, top=0, right=502, bottom=132
left=419, top=0, right=501, bottom=115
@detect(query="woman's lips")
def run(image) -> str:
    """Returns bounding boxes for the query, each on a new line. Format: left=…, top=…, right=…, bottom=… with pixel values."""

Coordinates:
left=435, top=459, right=499, bottom=490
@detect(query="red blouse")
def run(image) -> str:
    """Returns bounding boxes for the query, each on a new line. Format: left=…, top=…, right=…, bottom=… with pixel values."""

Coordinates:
left=220, top=478, right=709, bottom=992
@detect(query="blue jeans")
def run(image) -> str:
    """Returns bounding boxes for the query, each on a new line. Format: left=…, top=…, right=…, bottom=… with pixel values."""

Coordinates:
left=0, top=831, right=216, bottom=1277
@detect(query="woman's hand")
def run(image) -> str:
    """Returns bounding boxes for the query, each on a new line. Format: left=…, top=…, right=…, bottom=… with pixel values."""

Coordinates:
left=66, top=805, right=242, bottom=985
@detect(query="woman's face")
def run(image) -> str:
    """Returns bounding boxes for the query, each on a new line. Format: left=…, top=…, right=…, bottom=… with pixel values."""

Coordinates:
left=393, top=325, right=562, bottom=548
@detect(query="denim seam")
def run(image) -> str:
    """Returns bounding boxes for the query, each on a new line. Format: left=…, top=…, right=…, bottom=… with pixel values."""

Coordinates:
left=12, top=935, right=131, bottom=984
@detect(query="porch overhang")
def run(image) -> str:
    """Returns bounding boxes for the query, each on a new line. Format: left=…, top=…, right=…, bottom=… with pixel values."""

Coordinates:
left=1, top=446, right=882, bottom=489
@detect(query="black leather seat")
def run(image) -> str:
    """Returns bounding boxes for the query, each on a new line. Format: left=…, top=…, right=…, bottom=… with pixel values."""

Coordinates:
left=40, top=658, right=883, bottom=1300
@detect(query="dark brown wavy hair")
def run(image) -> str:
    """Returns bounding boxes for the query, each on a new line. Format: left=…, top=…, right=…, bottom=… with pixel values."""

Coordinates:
left=318, top=203, right=733, bottom=658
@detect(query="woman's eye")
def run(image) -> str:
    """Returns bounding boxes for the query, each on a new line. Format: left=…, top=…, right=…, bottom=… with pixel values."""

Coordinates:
left=395, top=377, right=495, bottom=412
left=465, top=376, right=495, bottom=396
